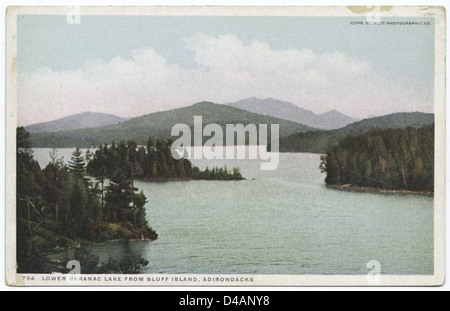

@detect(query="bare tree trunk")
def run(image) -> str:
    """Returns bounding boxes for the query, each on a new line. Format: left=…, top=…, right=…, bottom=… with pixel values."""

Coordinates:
left=27, top=198, right=33, bottom=257
left=101, top=180, right=104, bottom=208
left=400, top=159, right=407, bottom=187
left=27, top=199, right=31, bottom=223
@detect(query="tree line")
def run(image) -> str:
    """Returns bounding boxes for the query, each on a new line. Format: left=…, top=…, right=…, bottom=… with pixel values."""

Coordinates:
left=86, top=138, right=244, bottom=182
left=320, top=125, right=434, bottom=192
left=280, top=112, right=434, bottom=154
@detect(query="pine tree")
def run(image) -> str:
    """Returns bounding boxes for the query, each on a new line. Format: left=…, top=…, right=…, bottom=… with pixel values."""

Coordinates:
left=86, top=148, right=108, bottom=208
left=69, top=147, right=86, bottom=178
left=104, top=173, right=135, bottom=224
left=17, top=127, right=32, bottom=150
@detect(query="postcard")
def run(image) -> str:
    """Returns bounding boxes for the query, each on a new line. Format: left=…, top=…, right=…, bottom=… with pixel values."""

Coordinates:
left=5, top=6, right=446, bottom=286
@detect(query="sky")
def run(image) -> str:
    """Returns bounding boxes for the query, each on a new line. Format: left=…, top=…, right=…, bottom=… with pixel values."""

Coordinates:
left=17, top=15, right=435, bottom=126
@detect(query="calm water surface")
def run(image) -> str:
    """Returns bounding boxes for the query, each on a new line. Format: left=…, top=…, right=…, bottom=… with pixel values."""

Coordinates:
left=34, top=148, right=434, bottom=275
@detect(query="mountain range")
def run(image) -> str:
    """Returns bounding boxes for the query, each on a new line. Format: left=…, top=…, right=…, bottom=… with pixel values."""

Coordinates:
left=25, top=99, right=434, bottom=153
left=25, top=111, right=128, bottom=133
left=227, top=97, right=358, bottom=130
left=29, top=102, right=316, bottom=148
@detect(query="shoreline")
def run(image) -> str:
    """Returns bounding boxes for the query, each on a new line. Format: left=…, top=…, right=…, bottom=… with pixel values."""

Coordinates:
left=26, top=218, right=158, bottom=254
left=327, top=184, right=433, bottom=197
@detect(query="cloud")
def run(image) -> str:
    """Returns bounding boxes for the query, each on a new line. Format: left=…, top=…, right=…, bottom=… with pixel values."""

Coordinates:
left=18, top=33, right=432, bottom=126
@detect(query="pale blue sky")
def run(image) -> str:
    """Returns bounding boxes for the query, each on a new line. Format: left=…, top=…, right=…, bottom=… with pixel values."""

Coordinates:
left=18, top=15, right=435, bottom=87
left=17, top=15, right=435, bottom=125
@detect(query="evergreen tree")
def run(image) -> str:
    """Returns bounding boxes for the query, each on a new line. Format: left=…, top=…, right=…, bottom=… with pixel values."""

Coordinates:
left=86, top=148, right=108, bottom=208
left=104, top=173, right=137, bottom=225
left=17, top=127, right=32, bottom=150
left=69, top=147, right=86, bottom=178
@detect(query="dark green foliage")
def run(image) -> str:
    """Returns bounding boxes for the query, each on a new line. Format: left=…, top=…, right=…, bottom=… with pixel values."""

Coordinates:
left=104, top=177, right=137, bottom=225
left=17, top=126, right=33, bottom=149
left=16, top=127, right=44, bottom=271
left=86, top=139, right=244, bottom=181
left=16, top=128, right=158, bottom=273
left=320, top=125, right=434, bottom=192
left=281, top=112, right=434, bottom=153
left=192, top=166, right=244, bottom=181
left=68, top=147, right=86, bottom=178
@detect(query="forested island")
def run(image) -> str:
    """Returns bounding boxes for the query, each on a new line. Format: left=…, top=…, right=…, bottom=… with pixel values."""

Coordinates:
left=86, top=138, right=244, bottom=182
left=16, top=128, right=243, bottom=273
left=320, top=125, right=434, bottom=194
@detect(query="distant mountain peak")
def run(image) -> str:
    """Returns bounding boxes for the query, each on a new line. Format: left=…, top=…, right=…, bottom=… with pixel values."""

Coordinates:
left=324, top=109, right=339, bottom=114
left=192, top=101, right=217, bottom=106
left=25, top=111, right=128, bottom=133
left=320, top=109, right=351, bottom=117
left=226, top=97, right=358, bottom=130
left=264, top=97, right=288, bottom=103
left=79, top=111, right=103, bottom=116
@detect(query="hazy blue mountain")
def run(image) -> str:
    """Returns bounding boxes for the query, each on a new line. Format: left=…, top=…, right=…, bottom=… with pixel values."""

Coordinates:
left=226, top=97, right=358, bottom=130
left=280, top=112, right=435, bottom=153
left=25, top=112, right=128, bottom=133
left=30, top=102, right=318, bottom=148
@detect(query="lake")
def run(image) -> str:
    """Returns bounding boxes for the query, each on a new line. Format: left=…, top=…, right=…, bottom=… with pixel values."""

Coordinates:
left=34, top=148, right=434, bottom=275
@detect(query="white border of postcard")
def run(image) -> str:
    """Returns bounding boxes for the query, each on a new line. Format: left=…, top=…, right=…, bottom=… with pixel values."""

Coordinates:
left=4, top=5, right=446, bottom=287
